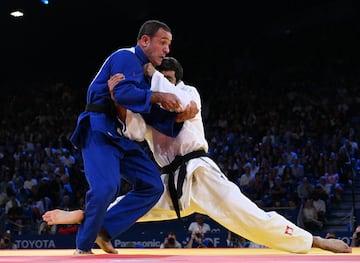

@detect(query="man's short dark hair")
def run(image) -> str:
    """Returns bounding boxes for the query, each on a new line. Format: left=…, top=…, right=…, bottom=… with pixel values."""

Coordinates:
left=137, top=20, right=171, bottom=40
left=156, top=57, right=183, bottom=83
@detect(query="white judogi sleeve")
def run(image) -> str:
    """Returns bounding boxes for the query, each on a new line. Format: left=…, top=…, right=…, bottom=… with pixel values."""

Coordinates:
left=145, top=72, right=208, bottom=167
left=150, top=71, right=193, bottom=110
left=123, top=70, right=194, bottom=141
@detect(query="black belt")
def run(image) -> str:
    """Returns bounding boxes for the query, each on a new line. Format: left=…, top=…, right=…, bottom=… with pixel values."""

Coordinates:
left=85, top=103, right=116, bottom=117
left=85, top=103, right=126, bottom=135
left=160, top=149, right=208, bottom=221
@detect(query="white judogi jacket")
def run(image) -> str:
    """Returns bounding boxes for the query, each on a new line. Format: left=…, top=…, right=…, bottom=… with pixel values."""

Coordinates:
left=122, top=70, right=210, bottom=211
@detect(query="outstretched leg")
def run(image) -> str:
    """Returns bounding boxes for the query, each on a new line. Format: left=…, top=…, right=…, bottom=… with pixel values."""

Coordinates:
left=312, top=236, right=352, bottom=253
left=41, top=209, right=352, bottom=253
left=189, top=164, right=353, bottom=253
left=42, top=209, right=84, bottom=225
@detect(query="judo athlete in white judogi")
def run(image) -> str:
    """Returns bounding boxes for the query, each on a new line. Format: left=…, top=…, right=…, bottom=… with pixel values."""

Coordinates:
left=42, top=57, right=351, bottom=254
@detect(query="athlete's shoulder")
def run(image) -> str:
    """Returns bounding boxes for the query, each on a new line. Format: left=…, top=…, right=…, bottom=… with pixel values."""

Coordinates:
left=177, top=81, right=199, bottom=94
left=105, top=47, right=140, bottom=69
left=110, top=47, right=136, bottom=59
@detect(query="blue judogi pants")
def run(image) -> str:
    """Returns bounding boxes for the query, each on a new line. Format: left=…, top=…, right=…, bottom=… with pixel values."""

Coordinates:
left=75, top=127, right=163, bottom=251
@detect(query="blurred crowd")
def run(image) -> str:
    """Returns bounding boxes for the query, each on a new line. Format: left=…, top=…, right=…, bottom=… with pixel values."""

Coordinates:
left=0, top=59, right=360, bottom=240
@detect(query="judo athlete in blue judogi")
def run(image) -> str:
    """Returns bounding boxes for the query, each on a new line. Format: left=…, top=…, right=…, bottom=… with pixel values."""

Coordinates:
left=69, top=20, right=195, bottom=254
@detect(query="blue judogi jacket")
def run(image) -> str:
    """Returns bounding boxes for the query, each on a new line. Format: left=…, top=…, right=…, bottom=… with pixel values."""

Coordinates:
left=71, top=45, right=182, bottom=148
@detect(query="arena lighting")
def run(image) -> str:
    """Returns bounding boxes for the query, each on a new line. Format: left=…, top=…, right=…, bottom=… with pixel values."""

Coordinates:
left=10, top=10, right=24, bottom=18
left=7, top=0, right=49, bottom=20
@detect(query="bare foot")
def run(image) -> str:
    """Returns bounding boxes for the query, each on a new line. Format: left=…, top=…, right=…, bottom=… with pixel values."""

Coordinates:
left=42, top=209, right=84, bottom=225
left=312, top=236, right=352, bottom=253
left=95, top=235, right=118, bottom=254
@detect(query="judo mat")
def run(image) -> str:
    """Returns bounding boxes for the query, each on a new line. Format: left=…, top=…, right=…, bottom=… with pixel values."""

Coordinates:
left=0, top=248, right=360, bottom=263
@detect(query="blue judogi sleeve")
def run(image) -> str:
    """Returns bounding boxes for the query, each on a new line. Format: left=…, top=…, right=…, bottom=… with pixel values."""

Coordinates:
left=80, top=45, right=181, bottom=138
left=141, top=104, right=184, bottom=137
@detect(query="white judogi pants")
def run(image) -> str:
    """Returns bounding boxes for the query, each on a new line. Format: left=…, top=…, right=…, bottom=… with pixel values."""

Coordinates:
left=136, top=157, right=313, bottom=253
left=112, top=71, right=313, bottom=253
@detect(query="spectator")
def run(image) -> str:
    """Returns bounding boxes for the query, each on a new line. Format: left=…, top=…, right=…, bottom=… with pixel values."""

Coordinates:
left=302, top=198, right=323, bottom=232
left=290, top=157, right=305, bottom=180
left=186, top=214, right=211, bottom=248
left=237, top=164, right=253, bottom=188
left=248, top=158, right=259, bottom=178
left=297, top=177, right=314, bottom=203
left=241, top=178, right=261, bottom=203
left=311, top=193, right=327, bottom=223
left=273, top=157, right=286, bottom=177
left=281, top=166, right=296, bottom=191
left=316, top=176, right=332, bottom=201
left=59, top=149, right=75, bottom=169
left=5, top=193, right=24, bottom=234
left=324, top=165, right=343, bottom=202
left=160, top=232, right=182, bottom=248
left=185, top=232, right=208, bottom=248
left=0, top=230, right=17, bottom=249
left=269, top=176, right=288, bottom=207
left=188, top=214, right=211, bottom=237
left=23, top=172, right=38, bottom=193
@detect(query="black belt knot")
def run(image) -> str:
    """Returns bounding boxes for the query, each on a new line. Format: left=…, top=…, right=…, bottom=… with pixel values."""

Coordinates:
left=160, top=149, right=208, bottom=221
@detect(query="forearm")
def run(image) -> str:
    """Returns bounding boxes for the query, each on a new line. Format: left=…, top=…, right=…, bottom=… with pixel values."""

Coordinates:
left=150, top=71, right=191, bottom=109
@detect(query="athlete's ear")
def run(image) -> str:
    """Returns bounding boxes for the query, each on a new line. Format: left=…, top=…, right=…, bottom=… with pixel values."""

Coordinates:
left=139, top=35, right=150, bottom=47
